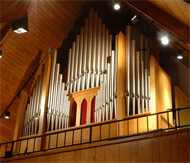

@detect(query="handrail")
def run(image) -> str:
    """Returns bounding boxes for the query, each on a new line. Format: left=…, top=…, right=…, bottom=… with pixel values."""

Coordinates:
left=0, top=106, right=189, bottom=159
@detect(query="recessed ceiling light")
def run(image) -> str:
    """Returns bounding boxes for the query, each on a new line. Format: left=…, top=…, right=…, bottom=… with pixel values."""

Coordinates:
left=114, top=3, right=120, bottom=10
left=161, top=36, right=169, bottom=45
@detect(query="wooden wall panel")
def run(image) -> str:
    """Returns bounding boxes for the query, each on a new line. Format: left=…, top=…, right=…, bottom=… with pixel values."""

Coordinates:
left=151, top=137, right=160, bottom=162
left=81, top=149, right=90, bottom=162
left=47, top=154, right=59, bottom=162
left=95, top=146, right=105, bottom=162
left=170, top=134, right=179, bottom=162
left=159, top=135, right=171, bottom=162
left=119, top=142, right=131, bottom=162
left=89, top=148, right=96, bottom=163
left=138, top=139, right=152, bottom=162
left=178, top=132, right=189, bottom=162
left=131, top=141, right=138, bottom=162
left=105, top=144, right=120, bottom=162
left=74, top=150, right=81, bottom=163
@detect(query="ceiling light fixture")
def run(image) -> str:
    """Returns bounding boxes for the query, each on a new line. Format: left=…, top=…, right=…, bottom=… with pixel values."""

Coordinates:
left=12, top=13, right=28, bottom=34
left=114, top=3, right=120, bottom=10
left=5, top=111, right=10, bottom=119
left=0, top=50, right=2, bottom=59
left=177, top=50, right=184, bottom=60
left=131, top=15, right=140, bottom=24
left=161, top=36, right=169, bottom=45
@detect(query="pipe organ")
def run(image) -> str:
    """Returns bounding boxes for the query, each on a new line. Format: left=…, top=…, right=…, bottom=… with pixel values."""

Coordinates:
left=22, top=8, right=152, bottom=135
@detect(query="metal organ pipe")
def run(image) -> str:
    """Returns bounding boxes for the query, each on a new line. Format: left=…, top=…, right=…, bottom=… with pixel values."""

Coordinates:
left=125, top=26, right=131, bottom=116
left=74, top=35, right=80, bottom=92
left=131, top=40, right=136, bottom=115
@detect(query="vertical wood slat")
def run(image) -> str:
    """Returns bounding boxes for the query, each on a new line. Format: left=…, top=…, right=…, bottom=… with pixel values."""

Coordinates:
left=159, top=135, right=171, bottom=162
left=178, top=131, right=189, bottom=162
left=105, top=144, right=119, bottom=162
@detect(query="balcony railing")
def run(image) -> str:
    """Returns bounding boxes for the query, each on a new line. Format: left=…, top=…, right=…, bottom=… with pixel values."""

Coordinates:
left=0, top=106, right=189, bottom=159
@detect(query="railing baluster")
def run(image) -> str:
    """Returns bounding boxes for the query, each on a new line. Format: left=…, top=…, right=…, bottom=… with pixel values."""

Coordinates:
left=72, top=130, right=74, bottom=145
left=11, top=142, right=14, bottom=155
left=178, top=109, right=180, bottom=127
left=41, top=136, right=43, bottom=151
left=109, top=123, right=110, bottom=139
left=33, top=138, right=36, bottom=152
left=147, top=116, right=149, bottom=132
left=64, top=132, right=66, bottom=147
left=26, top=139, right=29, bottom=153
left=157, top=114, right=159, bottom=130
left=5, top=143, right=8, bottom=154
left=127, top=120, right=129, bottom=135
left=56, top=133, right=59, bottom=148
left=167, top=112, right=170, bottom=130
left=137, top=118, right=139, bottom=133
left=48, top=135, right=51, bottom=149
left=89, top=126, right=92, bottom=144
left=80, top=129, right=83, bottom=144
left=19, top=141, right=21, bottom=154
left=100, top=125, right=101, bottom=140
left=118, top=122, right=120, bottom=136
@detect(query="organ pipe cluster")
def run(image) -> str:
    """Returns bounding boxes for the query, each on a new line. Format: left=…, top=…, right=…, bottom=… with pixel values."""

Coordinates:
left=125, top=26, right=151, bottom=116
left=66, top=9, right=118, bottom=121
left=23, top=75, right=43, bottom=136
left=46, top=51, right=70, bottom=131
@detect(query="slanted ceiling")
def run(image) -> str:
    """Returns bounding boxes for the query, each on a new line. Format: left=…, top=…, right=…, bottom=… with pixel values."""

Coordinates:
left=0, top=0, right=189, bottom=143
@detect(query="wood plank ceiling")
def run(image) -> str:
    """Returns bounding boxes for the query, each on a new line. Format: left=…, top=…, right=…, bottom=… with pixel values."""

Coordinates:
left=0, top=0, right=189, bottom=144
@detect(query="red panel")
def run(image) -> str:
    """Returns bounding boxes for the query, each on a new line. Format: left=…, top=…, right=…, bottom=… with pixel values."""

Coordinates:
left=91, top=97, right=96, bottom=123
left=81, top=99, right=87, bottom=125
left=70, top=101, right=77, bottom=127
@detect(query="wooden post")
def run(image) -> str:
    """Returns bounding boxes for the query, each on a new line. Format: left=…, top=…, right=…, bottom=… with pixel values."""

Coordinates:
left=13, top=90, right=28, bottom=154
left=117, top=31, right=126, bottom=120
left=36, top=54, right=51, bottom=150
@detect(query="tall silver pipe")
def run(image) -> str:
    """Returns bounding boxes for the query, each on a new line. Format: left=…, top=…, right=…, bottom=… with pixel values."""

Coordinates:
left=70, top=42, right=76, bottom=93
left=74, top=35, right=80, bottom=92
left=136, top=51, right=140, bottom=114
left=101, top=24, right=105, bottom=73
left=77, top=28, right=84, bottom=92
left=131, top=40, right=136, bottom=115
left=126, top=26, right=131, bottom=116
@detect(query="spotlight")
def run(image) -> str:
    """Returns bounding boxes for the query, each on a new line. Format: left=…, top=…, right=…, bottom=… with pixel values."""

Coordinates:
left=35, top=117, right=39, bottom=120
left=114, top=3, right=120, bottom=10
left=12, top=14, right=28, bottom=34
left=131, top=15, right=140, bottom=24
left=5, top=111, right=10, bottom=119
left=177, top=50, right=184, bottom=60
left=18, top=93, right=20, bottom=101
left=0, top=50, right=2, bottom=59
left=161, top=36, right=169, bottom=45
